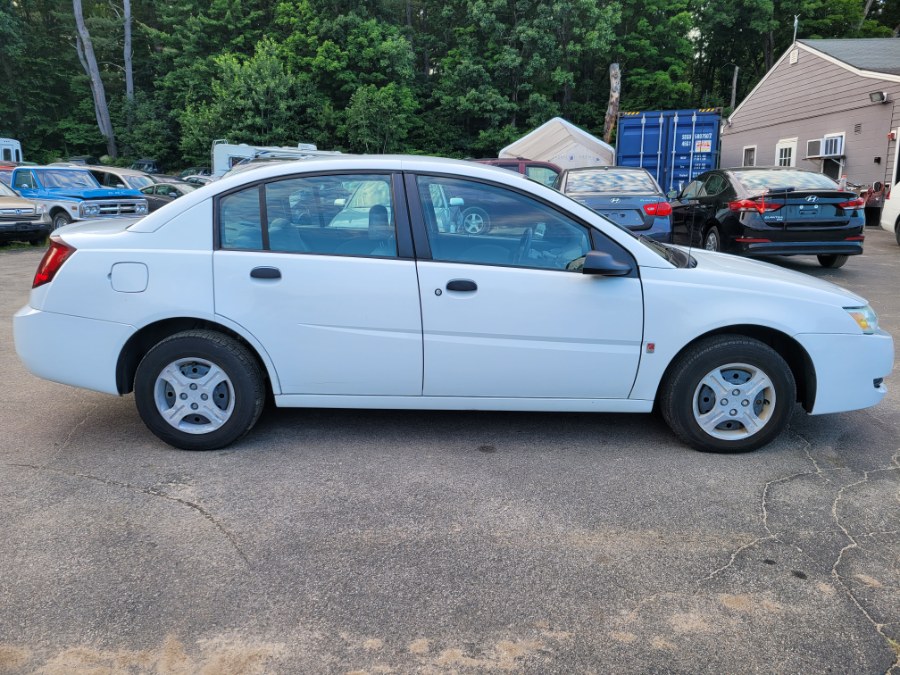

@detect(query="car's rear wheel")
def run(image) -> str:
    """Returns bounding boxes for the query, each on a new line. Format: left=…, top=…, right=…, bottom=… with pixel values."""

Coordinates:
left=817, top=254, right=848, bottom=268
left=134, top=330, right=265, bottom=451
left=660, top=335, right=796, bottom=453
left=461, top=207, right=491, bottom=235
left=703, top=226, right=721, bottom=252
left=894, top=218, right=900, bottom=246
left=51, top=211, right=72, bottom=231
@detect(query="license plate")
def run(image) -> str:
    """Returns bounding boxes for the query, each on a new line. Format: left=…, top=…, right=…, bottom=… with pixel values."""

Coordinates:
left=798, top=205, right=819, bottom=216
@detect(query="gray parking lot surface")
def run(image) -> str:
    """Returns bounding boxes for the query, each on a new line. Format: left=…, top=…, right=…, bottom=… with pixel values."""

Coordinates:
left=1, top=232, right=898, bottom=674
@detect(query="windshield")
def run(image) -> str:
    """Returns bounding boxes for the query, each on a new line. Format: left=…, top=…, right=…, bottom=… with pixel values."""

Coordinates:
left=38, top=170, right=100, bottom=189
left=734, top=169, right=839, bottom=192
left=0, top=181, right=17, bottom=197
left=565, top=169, right=659, bottom=194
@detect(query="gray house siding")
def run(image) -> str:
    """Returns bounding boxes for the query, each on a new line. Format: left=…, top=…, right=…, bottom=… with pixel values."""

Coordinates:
left=721, top=44, right=900, bottom=189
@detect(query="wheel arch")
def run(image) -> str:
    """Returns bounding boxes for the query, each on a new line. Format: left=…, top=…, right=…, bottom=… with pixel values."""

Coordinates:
left=116, top=317, right=275, bottom=397
left=657, top=324, right=817, bottom=413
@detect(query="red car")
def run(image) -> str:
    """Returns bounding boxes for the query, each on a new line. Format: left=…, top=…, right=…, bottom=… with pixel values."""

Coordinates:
left=473, top=158, right=561, bottom=188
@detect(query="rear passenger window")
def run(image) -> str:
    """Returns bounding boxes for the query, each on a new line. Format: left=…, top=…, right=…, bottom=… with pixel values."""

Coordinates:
left=218, top=174, right=398, bottom=257
left=220, top=187, right=264, bottom=250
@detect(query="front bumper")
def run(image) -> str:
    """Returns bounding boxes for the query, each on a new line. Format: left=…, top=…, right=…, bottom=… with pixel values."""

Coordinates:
left=795, top=330, right=893, bottom=415
left=0, top=221, right=50, bottom=243
left=14, top=306, right=134, bottom=396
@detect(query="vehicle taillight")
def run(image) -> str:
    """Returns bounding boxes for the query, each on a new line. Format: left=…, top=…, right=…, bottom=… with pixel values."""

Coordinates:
left=728, top=199, right=783, bottom=213
left=33, top=239, right=76, bottom=288
left=837, top=197, right=865, bottom=209
left=643, top=202, right=672, bottom=217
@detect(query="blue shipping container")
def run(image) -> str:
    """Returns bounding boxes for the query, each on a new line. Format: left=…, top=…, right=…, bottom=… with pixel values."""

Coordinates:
left=616, top=109, right=721, bottom=194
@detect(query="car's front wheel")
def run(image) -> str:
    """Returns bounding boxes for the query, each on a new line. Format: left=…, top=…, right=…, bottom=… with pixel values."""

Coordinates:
left=51, top=211, right=72, bottom=231
left=660, top=335, right=796, bottom=453
left=817, top=254, right=848, bottom=268
left=894, top=217, right=900, bottom=246
left=134, top=330, right=265, bottom=450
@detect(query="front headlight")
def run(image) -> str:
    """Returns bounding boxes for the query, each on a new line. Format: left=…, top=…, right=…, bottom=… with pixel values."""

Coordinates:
left=136, top=202, right=148, bottom=214
left=845, top=305, right=878, bottom=334
left=81, top=203, right=100, bottom=217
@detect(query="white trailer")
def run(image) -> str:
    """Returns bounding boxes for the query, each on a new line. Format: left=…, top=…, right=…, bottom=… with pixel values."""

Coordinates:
left=0, top=138, right=23, bottom=163
left=211, top=140, right=341, bottom=178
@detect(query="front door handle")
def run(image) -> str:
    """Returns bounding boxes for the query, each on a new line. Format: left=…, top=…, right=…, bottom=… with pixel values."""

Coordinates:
left=446, top=279, right=477, bottom=292
left=250, top=266, right=281, bottom=280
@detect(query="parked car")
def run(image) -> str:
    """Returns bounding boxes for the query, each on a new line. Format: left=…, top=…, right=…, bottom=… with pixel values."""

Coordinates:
left=554, top=166, right=672, bottom=242
left=139, top=182, right=197, bottom=212
left=10, top=166, right=148, bottom=230
left=879, top=185, right=899, bottom=246
left=130, top=158, right=164, bottom=174
left=669, top=167, right=865, bottom=268
left=183, top=175, right=215, bottom=186
left=473, top=157, right=561, bottom=188
left=13, top=156, right=892, bottom=453
left=0, top=181, right=49, bottom=245
left=85, top=165, right=155, bottom=191
left=180, top=166, right=211, bottom=178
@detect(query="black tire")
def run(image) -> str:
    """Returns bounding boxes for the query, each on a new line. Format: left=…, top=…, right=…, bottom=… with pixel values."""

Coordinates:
left=51, top=211, right=72, bottom=231
left=461, top=207, right=491, bottom=235
left=895, top=218, right=900, bottom=246
left=134, top=330, right=265, bottom=451
left=703, top=225, right=722, bottom=252
left=817, top=254, right=848, bottom=268
left=29, top=237, right=46, bottom=246
left=660, top=335, right=796, bottom=453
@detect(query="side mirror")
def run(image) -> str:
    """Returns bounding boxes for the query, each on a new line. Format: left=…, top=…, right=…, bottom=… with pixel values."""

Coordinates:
left=334, top=198, right=346, bottom=207
left=449, top=197, right=464, bottom=207
left=581, top=250, right=633, bottom=277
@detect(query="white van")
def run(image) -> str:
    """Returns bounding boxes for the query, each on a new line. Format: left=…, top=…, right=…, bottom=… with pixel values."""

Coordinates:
left=0, top=138, right=23, bottom=163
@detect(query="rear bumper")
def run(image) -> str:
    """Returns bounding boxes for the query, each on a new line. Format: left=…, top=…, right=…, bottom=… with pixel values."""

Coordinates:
left=795, top=331, right=893, bottom=415
left=739, top=240, right=863, bottom=257
left=13, top=305, right=133, bottom=395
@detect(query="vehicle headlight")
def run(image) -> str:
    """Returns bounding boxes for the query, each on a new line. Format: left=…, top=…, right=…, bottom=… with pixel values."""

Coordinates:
left=845, top=305, right=878, bottom=334
left=136, top=202, right=148, bottom=214
left=81, top=203, right=100, bottom=217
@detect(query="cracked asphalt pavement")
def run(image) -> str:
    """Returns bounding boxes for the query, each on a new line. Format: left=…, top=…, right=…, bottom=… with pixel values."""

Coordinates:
left=1, top=230, right=898, bottom=674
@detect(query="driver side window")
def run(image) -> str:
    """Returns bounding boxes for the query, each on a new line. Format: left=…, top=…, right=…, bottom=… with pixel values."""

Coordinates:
left=416, top=175, right=590, bottom=271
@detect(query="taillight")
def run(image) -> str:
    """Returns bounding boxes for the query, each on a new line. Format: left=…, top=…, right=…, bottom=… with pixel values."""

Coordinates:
left=643, top=202, right=672, bottom=217
left=728, top=199, right=783, bottom=213
left=838, top=197, right=865, bottom=209
left=33, top=239, right=76, bottom=288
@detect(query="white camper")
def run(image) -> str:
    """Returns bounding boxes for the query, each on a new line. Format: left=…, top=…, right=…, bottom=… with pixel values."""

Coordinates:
left=211, top=140, right=341, bottom=178
left=0, top=138, right=23, bottom=163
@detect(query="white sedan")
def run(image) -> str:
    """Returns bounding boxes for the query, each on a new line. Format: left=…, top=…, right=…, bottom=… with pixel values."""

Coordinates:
left=14, top=156, right=893, bottom=452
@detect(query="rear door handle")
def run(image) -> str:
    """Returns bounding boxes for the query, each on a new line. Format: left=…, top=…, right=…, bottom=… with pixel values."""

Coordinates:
left=446, top=279, right=477, bottom=292
left=250, top=266, right=281, bottom=280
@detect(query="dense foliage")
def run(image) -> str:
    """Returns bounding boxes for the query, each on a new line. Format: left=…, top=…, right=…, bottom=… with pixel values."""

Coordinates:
left=0, top=0, right=896, bottom=169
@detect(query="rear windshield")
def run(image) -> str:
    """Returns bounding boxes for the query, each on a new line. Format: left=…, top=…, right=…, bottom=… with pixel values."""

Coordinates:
left=565, top=170, right=658, bottom=194
left=734, top=170, right=838, bottom=193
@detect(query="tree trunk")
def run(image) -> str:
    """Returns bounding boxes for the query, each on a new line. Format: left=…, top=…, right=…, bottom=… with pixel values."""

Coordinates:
left=73, top=0, right=117, bottom=158
left=603, top=63, right=621, bottom=145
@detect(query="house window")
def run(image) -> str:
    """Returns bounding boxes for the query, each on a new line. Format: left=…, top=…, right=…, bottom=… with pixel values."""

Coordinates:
left=823, top=133, right=844, bottom=157
left=742, top=146, right=756, bottom=167
left=776, top=138, right=797, bottom=167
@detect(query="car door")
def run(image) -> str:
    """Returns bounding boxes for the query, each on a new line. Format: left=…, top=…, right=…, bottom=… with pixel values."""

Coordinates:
left=212, top=172, right=422, bottom=396
left=670, top=177, right=705, bottom=245
left=409, top=174, right=644, bottom=399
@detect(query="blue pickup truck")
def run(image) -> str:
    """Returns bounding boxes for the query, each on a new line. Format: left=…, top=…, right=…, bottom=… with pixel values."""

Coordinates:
left=11, top=166, right=148, bottom=231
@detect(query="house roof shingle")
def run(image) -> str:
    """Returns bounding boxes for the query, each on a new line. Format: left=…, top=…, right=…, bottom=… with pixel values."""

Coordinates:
left=799, top=38, right=900, bottom=76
